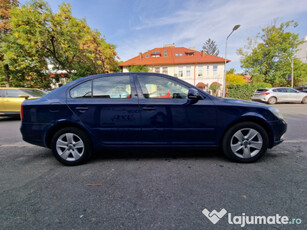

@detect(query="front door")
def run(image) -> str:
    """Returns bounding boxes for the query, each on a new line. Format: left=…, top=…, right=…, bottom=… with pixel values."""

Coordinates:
left=135, top=74, right=216, bottom=145
left=67, top=75, right=141, bottom=145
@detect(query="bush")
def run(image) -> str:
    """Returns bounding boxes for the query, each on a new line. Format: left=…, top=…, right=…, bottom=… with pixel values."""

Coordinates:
left=227, top=83, right=272, bottom=100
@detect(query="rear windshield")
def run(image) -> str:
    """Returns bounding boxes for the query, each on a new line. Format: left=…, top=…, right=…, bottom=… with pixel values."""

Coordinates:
left=20, top=89, right=46, bottom=97
left=256, top=89, right=268, bottom=92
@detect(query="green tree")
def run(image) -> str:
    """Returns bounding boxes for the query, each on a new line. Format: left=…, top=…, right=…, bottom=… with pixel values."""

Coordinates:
left=1, top=0, right=118, bottom=88
left=0, top=0, right=19, bottom=87
left=238, top=20, right=307, bottom=86
left=128, top=65, right=149, bottom=72
left=202, top=38, right=219, bottom=56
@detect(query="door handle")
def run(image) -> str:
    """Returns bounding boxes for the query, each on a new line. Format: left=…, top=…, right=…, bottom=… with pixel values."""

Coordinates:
left=76, top=106, right=88, bottom=111
left=142, top=106, right=156, bottom=111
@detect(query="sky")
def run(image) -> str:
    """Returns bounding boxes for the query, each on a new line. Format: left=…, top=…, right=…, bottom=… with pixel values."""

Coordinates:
left=20, top=0, right=307, bottom=73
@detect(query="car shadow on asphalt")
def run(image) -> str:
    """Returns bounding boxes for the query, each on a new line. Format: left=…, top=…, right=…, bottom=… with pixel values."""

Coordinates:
left=92, top=148, right=227, bottom=162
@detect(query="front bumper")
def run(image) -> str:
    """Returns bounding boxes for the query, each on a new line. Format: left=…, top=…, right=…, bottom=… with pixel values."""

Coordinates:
left=269, top=119, right=287, bottom=148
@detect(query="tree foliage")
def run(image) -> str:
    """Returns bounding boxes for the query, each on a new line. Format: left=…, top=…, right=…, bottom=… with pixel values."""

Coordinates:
left=1, top=0, right=118, bottom=88
left=0, top=0, right=19, bottom=87
left=226, top=73, right=246, bottom=85
left=128, top=65, right=149, bottom=72
left=238, top=20, right=307, bottom=86
left=202, top=38, right=219, bottom=56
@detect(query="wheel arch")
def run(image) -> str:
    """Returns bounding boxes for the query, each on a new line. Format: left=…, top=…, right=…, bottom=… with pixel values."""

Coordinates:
left=45, top=121, right=92, bottom=148
left=220, top=116, right=274, bottom=148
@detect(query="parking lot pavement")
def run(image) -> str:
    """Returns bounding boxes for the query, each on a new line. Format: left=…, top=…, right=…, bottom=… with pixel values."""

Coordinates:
left=0, top=104, right=306, bottom=230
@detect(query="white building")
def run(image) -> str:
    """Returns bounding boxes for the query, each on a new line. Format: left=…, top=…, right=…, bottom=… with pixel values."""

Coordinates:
left=119, top=44, right=229, bottom=95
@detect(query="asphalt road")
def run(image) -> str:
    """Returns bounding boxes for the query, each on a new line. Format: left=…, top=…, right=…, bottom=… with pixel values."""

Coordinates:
left=0, top=104, right=306, bottom=230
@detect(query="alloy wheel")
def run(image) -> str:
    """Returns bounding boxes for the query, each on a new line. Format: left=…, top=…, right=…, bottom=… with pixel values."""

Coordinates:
left=56, top=133, right=85, bottom=161
left=230, top=128, right=263, bottom=159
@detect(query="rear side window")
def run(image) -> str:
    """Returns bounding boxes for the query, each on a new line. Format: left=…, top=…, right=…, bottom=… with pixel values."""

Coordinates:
left=70, top=81, right=92, bottom=98
left=0, top=89, right=3, bottom=97
left=93, top=75, right=131, bottom=99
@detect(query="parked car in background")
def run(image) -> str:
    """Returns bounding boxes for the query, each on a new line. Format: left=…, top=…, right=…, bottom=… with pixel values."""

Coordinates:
left=20, top=73, right=287, bottom=165
left=252, top=87, right=307, bottom=104
left=0, top=88, right=46, bottom=116
left=295, top=86, right=307, bottom=93
left=149, top=90, right=172, bottom=98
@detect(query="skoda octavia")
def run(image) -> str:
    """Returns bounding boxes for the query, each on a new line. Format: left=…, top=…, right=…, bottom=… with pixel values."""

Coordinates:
left=20, top=73, right=287, bottom=165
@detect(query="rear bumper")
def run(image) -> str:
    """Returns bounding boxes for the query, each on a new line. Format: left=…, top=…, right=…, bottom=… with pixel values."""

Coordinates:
left=251, top=96, right=269, bottom=102
left=20, top=122, right=48, bottom=147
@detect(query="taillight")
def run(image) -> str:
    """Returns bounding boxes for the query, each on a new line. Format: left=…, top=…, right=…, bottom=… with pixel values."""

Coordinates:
left=260, top=92, right=270, bottom=95
left=20, top=104, right=23, bottom=119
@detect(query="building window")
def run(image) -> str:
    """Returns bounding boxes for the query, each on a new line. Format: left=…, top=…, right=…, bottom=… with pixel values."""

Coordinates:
left=198, top=65, right=203, bottom=77
left=206, top=66, right=210, bottom=76
left=162, top=66, right=168, bottom=74
left=213, top=65, right=218, bottom=76
left=186, top=66, right=191, bottom=77
left=145, top=54, right=149, bottom=58
left=152, top=51, right=160, bottom=54
left=175, top=53, right=183, bottom=57
left=186, top=52, right=194, bottom=56
left=178, top=66, right=183, bottom=77
left=163, top=50, right=168, bottom=57
left=155, top=67, right=160, bottom=73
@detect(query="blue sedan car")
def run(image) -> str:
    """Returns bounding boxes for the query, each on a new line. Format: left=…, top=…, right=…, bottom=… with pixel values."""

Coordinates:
left=20, top=73, right=287, bottom=165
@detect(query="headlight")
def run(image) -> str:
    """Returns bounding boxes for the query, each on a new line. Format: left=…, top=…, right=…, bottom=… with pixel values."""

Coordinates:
left=268, top=107, right=283, bottom=119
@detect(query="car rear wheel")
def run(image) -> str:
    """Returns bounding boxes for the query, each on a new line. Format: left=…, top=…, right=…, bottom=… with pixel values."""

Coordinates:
left=222, top=122, right=269, bottom=163
left=302, top=96, right=307, bottom=104
left=51, top=127, right=92, bottom=166
left=267, top=97, right=277, bottom=104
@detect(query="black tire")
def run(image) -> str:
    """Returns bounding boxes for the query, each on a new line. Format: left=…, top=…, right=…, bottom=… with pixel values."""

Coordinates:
left=267, top=97, right=277, bottom=104
left=302, top=96, right=307, bottom=104
left=222, top=122, right=269, bottom=163
left=51, top=127, right=92, bottom=166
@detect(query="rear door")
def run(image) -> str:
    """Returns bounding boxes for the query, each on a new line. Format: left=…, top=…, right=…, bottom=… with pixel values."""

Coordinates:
left=67, top=75, right=141, bottom=145
left=276, top=88, right=288, bottom=102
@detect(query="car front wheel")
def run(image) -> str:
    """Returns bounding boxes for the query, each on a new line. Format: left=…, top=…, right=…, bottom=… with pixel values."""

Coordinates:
left=222, top=122, right=269, bottom=163
left=51, top=127, right=92, bottom=166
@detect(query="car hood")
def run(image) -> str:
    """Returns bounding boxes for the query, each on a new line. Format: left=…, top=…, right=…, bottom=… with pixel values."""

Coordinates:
left=216, top=97, right=270, bottom=108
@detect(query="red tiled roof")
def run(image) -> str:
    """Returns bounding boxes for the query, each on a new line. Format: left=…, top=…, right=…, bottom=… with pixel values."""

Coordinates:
left=119, top=46, right=230, bottom=67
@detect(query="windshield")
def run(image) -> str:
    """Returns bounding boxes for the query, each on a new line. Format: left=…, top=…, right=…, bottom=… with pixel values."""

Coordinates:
left=20, top=89, right=46, bottom=97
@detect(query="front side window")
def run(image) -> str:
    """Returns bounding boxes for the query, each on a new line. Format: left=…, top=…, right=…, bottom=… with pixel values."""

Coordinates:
left=93, top=75, right=131, bottom=99
left=70, top=81, right=92, bottom=98
left=137, top=75, right=188, bottom=99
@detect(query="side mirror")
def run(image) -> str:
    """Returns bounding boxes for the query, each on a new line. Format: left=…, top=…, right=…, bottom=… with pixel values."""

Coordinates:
left=188, top=88, right=203, bottom=100
left=19, top=94, right=29, bottom=99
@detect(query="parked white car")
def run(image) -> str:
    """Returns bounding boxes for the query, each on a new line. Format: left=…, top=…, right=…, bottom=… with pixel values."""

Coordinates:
left=252, top=87, right=307, bottom=104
